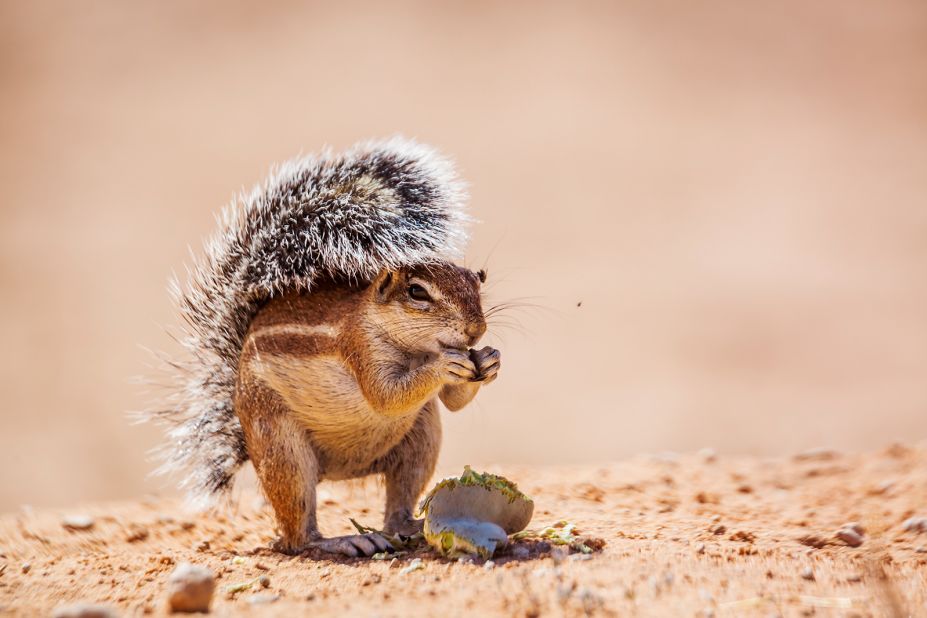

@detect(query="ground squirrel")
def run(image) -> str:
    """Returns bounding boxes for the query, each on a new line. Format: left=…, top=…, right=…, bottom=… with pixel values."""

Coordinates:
left=144, top=138, right=500, bottom=556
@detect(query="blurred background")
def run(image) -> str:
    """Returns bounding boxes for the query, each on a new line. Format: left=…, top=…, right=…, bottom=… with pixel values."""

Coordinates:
left=1, top=1, right=925, bottom=510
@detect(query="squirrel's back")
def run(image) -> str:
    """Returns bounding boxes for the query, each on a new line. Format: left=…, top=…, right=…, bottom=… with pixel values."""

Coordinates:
left=143, top=138, right=469, bottom=505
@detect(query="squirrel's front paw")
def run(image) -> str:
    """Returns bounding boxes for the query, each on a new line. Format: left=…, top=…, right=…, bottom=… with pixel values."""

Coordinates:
left=437, top=348, right=478, bottom=384
left=469, top=346, right=501, bottom=384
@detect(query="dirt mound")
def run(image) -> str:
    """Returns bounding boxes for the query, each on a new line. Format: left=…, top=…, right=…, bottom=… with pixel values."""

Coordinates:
left=2, top=447, right=926, bottom=616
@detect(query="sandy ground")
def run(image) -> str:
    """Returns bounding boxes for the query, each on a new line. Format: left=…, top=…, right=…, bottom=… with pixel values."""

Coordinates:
left=2, top=446, right=926, bottom=617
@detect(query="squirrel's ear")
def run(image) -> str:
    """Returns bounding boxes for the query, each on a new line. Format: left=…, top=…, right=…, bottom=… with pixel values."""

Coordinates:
left=374, top=269, right=399, bottom=302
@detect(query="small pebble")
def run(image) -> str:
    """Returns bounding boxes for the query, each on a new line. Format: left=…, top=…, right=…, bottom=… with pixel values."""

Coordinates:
left=697, top=448, right=718, bottom=463
left=21, top=562, right=31, bottom=574
left=835, top=528, right=864, bottom=548
left=695, top=543, right=706, bottom=555
left=62, top=515, right=95, bottom=531
left=52, top=604, right=118, bottom=618
left=800, top=567, right=815, bottom=581
left=846, top=574, right=862, bottom=583
left=915, top=546, right=926, bottom=554
left=167, top=562, right=216, bottom=613
left=483, top=560, right=495, bottom=570
left=258, top=575, right=270, bottom=588
left=902, top=516, right=927, bottom=533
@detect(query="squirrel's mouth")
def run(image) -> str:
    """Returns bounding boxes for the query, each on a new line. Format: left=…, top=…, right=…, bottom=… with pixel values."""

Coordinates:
left=438, top=340, right=468, bottom=352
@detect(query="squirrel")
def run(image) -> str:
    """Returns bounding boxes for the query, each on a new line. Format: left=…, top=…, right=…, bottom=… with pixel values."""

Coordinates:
left=145, top=137, right=500, bottom=556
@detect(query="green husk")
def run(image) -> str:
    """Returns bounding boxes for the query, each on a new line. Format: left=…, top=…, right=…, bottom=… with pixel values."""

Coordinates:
left=418, top=466, right=534, bottom=558
left=424, top=518, right=508, bottom=559
left=416, top=466, right=531, bottom=518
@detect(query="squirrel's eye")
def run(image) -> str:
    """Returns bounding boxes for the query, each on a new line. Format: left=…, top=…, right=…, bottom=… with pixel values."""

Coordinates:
left=408, top=284, right=432, bottom=302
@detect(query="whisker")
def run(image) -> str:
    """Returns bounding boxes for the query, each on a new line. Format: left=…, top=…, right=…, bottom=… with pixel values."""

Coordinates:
left=484, top=302, right=545, bottom=319
left=487, top=321, right=528, bottom=336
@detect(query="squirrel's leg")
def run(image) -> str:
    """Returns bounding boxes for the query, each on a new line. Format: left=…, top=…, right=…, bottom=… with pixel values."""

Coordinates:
left=245, top=410, right=393, bottom=557
left=372, top=400, right=442, bottom=536
left=243, top=409, right=321, bottom=553
left=238, top=360, right=394, bottom=557
left=236, top=371, right=317, bottom=551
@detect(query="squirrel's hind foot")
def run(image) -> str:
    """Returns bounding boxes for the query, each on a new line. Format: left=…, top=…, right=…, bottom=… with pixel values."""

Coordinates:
left=308, top=533, right=394, bottom=558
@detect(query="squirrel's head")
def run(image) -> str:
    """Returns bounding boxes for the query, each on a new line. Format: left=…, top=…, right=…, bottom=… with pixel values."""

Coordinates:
left=369, top=262, right=487, bottom=353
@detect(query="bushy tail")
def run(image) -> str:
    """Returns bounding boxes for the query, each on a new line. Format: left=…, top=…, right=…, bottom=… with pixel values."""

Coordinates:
left=143, top=137, right=469, bottom=506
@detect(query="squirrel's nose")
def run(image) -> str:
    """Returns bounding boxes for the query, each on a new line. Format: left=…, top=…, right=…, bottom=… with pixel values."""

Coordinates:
left=465, top=321, right=486, bottom=345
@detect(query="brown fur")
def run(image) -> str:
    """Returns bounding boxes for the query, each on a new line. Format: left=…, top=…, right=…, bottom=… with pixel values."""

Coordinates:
left=234, top=262, right=500, bottom=554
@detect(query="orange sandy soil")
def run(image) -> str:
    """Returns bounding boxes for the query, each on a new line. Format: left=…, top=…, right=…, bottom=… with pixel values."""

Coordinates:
left=2, top=446, right=926, bottom=617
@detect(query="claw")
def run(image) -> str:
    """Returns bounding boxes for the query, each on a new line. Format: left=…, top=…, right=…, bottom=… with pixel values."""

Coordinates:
left=310, top=533, right=394, bottom=558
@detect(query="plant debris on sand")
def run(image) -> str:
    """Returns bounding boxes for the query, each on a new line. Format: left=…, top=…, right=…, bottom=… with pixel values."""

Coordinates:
left=2, top=446, right=927, bottom=616
left=347, top=467, right=600, bottom=560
